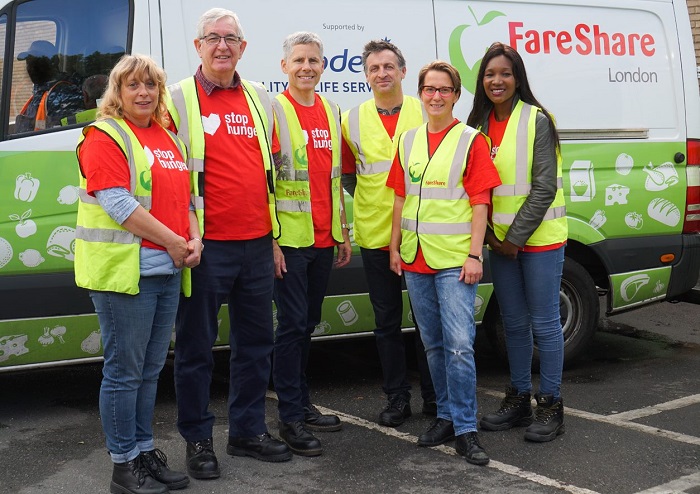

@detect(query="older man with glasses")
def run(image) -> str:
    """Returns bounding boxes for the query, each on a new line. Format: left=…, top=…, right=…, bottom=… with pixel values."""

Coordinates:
left=167, top=7, right=291, bottom=481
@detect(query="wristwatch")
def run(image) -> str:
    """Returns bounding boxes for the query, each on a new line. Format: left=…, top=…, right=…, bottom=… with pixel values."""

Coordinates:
left=467, top=253, right=483, bottom=263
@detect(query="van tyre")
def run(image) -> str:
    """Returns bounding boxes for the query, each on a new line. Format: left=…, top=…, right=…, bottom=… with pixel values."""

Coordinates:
left=485, top=257, right=599, bottom=367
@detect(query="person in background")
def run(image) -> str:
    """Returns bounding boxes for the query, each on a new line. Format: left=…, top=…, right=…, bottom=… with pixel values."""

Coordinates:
left=467, top=42, right=567, bottom=443
left=62, top=74, right=109, bottom=125
left=74, top=54, right=199, bottom=494
left=167, top=7, right=290, bottom=481
left=341, top=40, right=436, bottom=427
left=388, top=60, right=501, bottom=466
left=15, top=40, right=82, bottom=132
left=271, top=31, right=352, bottom=457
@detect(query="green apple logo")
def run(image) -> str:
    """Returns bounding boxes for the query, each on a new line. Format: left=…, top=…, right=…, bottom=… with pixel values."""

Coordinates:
left=449, top=6, right=505, bottom=94
left=139, top=171, right=152, bottom=191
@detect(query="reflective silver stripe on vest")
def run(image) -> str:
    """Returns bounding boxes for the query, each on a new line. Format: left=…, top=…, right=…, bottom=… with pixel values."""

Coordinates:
left=276, top=199, right=312, bottom=213
left=493, top=177, right=563, bottom=197
left=272, top=98, right=302, bottom=181
left=349, top=106, right=393, bottom=176
left=357, top=160, right=392, bottom=176
left=492, top=205, right=567, bottom=225
left=404, top=126, right=473, bottom=200
left=401, top=128, right=418, bottom=192
left=192, top=194, right=204, bottom=209
left=244, top=81, right=274, bottom=144
left=75, top=225, right=140, bottom=244
left=516, top=103, right=531, bottom=185
left=347, top=106, right=365, bottom=166
left=79, top=120, right=153, bottom=209
left=401, top=218, right=472, bottom=235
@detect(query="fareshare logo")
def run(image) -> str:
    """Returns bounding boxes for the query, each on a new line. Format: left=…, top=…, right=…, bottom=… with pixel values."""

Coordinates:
left=449, top=5, right=505, bottom=95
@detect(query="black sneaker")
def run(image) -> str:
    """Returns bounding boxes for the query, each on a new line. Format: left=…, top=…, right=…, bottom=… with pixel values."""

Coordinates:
left=140, top=449, right=189, bottom=490
left=185, top=438, right=220, bottom=480
left=279, top=420, right=323, bottom=457
left=110, top=456, right=168, bottom=494
left=417, top=418, right=455, bottom=447
left=304, top=404, right=342, bottom=432
left=378, top=393, right=412, bottom=427
left=479, top=386, right=533, bottom=431
left=524, top=393, right=565, bottom=442
left=455, top=431, right=490, bottom=466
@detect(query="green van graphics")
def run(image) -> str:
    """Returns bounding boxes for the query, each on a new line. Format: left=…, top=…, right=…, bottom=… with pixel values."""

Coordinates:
left=0, top=0, right=698, bottom=371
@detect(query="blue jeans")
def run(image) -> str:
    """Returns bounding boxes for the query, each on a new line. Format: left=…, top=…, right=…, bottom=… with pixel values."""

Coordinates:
left=489, top=246, right=565, bottom=398
left=90, top=273, right=181, bottom=463
left=405, top=269, right=478, bottom=436
left=273, top=246, right=334, bottom=422
left=174, top=235, right=274, bottom=440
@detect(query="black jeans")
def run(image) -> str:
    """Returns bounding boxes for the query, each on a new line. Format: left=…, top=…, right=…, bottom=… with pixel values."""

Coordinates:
left=174, top=234, right=275, bottom=441
left=273, top=246, right=334, bottom=423
left=360, top=248, right=435, bottom=401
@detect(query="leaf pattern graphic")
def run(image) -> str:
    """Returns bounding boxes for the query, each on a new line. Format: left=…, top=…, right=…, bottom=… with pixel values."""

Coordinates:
left=479, top=11, right=506, bottom=26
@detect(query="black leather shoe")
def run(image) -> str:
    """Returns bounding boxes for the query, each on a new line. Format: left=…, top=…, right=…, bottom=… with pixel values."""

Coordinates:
left=378, top=393, right=412, bottom=427
left=140, top=448, right=189, bottom=490
left=279, top=420, right=323, bottom=456
left=227, top=432, right=292, bottom=462
left=185, top=438, right=220, bottom=480
left=455, top=431, right=490, bottom=466
left=417, top=418, right=455, bottom=447
left=111, top=456, right=168, bottom=494
left=304, top=404, right=342, bottom=432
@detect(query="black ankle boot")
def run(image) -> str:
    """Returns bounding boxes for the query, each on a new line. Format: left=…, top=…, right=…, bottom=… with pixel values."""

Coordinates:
left=110, top=456, right=168, bottom=494
left=524, top=393, right=565, bottom=442
left=479, top=386, right=533, bottom=431
left=141, top=449, right=189, bottom=490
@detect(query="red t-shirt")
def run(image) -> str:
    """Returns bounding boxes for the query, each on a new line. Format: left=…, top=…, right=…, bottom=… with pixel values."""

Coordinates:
left=282, top=91, right=335, bottom=247
left=487, top=111, right=508, bottom=160
left=79, top=119, right=190, bottom=251
left=387, top=119, right=502, bottom=273
left=195, top=81, right=280, bottom=240
left=485, top=110, right=564, bottom=252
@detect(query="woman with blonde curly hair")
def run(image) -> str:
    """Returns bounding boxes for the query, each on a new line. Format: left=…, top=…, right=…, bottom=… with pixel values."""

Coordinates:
left=74, top=54, right=201, bottom=494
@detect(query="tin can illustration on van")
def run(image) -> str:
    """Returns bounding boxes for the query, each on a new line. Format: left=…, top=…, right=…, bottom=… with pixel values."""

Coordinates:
left=569, top=160, right=595, bottom=202
left=336, top=300, right=359, bottom=326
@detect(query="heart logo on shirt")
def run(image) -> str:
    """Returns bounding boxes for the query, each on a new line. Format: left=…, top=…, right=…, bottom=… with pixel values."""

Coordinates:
left=143, top=146, right=155, bottom=168
left=201, top=113, right=221, bottom=136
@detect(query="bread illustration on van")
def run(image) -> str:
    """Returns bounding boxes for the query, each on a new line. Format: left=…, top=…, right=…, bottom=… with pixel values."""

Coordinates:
left=647, top=198, right=681, bottom=227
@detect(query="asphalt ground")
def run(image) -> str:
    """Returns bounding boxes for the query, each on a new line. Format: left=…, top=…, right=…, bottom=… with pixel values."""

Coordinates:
left=1, top=297, right=699, bottom=494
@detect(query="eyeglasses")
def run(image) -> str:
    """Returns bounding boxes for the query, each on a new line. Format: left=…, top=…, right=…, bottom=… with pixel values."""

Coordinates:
left=422, top=86, right=455, bottom=96
left=200, top=34, right=243, bottom=46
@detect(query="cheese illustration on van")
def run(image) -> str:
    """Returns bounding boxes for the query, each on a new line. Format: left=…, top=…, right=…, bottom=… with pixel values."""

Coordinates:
left=0, top=334, right=28, bottom=362
left=605, top=184, right=630, bottom=206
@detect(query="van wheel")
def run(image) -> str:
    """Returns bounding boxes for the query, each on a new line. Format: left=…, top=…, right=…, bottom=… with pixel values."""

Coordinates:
left=484, top=257, right=599, bottom=367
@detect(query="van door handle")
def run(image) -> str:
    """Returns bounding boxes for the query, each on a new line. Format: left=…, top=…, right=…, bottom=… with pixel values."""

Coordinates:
left=674, top=152, right=685, bottom=164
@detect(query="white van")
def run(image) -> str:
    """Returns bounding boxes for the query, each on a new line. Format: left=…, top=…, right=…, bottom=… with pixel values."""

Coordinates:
left=1, top=0, right=698, bottom=371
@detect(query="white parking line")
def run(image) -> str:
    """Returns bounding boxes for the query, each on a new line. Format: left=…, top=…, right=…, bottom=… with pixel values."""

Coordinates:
left=266, top=391, right=600, bottom=494
left=633, top=472, right=700, bottom=493
left=480, top=388, right=700, bottom=446
left=606, top=394, right=700, bottom=421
